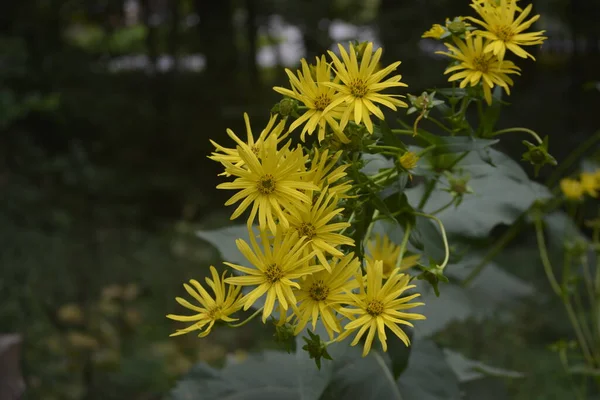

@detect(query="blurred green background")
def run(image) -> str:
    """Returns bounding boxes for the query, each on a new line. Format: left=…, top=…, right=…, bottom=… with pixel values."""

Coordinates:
left=1, top=0, right=599, bottom=399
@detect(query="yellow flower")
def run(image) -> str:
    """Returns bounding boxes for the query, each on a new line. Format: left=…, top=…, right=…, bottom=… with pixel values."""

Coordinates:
left=209, top=113, right=286, bottom=175
left=217, top=135, right=319, bottom=234
left=166, top=266, right=242, bottom=337
left=580, top=172, right=599, bottom=198
left=287, top=189, right=354, bottom=271
left=366, top=234, right=420, bottom=278
left=224, top=228, right=322, bottom=322
left=293, top=253, right=361, bottom=339
left=273, top=56, right=346, bottom=143
left=468, top=0, right=546, bottom=61
left=304, top=148, right=353, bottom=198
left=559, top=178, right=584, bottom=201
left=472, top=0, right=522, bottom=9
left=399, top=151, right=419, bottom=171
left=57, top=303, right=85, bottom=324
left=422, top=24, right=445, bottom=40
left=67, top=332, right=99, bottom=350
left=437, top=34, right=521, bottom=105
left=323, top=42, right=408, bottom=134
left=338, top=260, right=426, bottom=357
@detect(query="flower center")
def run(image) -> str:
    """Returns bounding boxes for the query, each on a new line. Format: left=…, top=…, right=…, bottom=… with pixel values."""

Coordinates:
left=314, top=94, right=331, bottom=111
left=264, top=263, right=284, bottom=283
left=251, top=145, right=260, bottom=156
left=349, top=78, right=368, bottom=98
left=297, top=222, right=317, bottom=239
left=257, top=174, right=276, bottom=195
left=366, top=299, right=384, bottom=316
left=472, top=56, right=490, bottom=72
left=309, top=280, right=330, bottom=301
left=494, top=25, right=514, bottom=42
left=208, top=305, right=222, bottom=319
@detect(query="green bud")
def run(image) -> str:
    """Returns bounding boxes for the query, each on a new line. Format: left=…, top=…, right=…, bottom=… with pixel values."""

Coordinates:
left=521, top=136, right=557, bottom=177
left=416, top=262, right=449, bottom=297
left=301, top=330, right=333, bottom=370
left=278, top=98, right=297, bottom=117
left=274, top=322, right=297, bottom=353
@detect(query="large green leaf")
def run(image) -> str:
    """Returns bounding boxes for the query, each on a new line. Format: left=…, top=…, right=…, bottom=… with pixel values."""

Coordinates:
left=406, top=148, right=552, bottom=238
left=397, top=340, right=461, bottom=400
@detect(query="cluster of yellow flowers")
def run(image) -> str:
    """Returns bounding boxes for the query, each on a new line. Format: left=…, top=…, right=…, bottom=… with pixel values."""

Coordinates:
left=423, top=0, right=546, bottom=104
left=167, top=42, right=426, bottom=357
left=560, top=170, right=600, bottom=201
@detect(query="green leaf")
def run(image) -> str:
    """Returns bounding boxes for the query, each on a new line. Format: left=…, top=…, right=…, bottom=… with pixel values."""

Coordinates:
left=480, top=87, right=503, bottom=136
left=428, top=137, right=499, bottom=156
left=443, top=349, right=524, bottom=382
left=380, top=119, right=407, bottom=150
left=406, top=148, right=552, bottom=238
left=397, top=340, right=461, bottom=400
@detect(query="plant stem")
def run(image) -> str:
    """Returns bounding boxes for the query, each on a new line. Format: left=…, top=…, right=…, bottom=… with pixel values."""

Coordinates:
left=534, top=218, right=562, bottom=296
left=418, top=178, right=437, bottom=209
left=413, top=212, right=450, bottom=270
left=490, top=127, right=543, bottom=144
left=430, top=200, right=455, bottom=215
left=413, top=112, right=424, bottom=136
left=364, top=210, right=379, bottom=242
left=229, top=307, right=264, bottom=328
left=395, top=223, right=412, bottom=270
left=427, top=116, right=454, bottom=134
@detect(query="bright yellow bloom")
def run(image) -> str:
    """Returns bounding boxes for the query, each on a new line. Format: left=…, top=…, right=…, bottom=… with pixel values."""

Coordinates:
left=399, top=151, right=419, bottom=171
left=366, top=234, right=420, bottom=278
left=437, top=34, right=521, bottom=105
left=304, top=148, right=352, bottom=198
left=224, top=228, right=322, bottom=322
left=560, top=178, right=584, bottom=201
left=217, top=136, right=319, bottom=234
left=323, top=42, right=408, bottom=134
left=338, top=260, right=426, bottom=357
left=422, top=24, right=445, bottom=39
left=274, top=56, right=346, bottom=143
left=468, top=0, right=546, bottom=61
left=293, top=253, right=361, bottom=339
left=287, top=189, right=354, bottom=271
left=167, top=266, right=242, bottom=337
left=209, top=113, right=286, bottom=175
left=580, top=172, right=599, bottom=198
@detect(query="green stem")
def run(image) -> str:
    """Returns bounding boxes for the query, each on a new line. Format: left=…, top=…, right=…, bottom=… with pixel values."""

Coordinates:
left=430, top=200, right=455, bottom=215
left=413, top=112, right=424, bottom=136
left=413, top=212, right=450, bottom=270
left=416, top=145, right=437, bottom=157
left=229, top=307, right=264, bottom=328
left=546, top=130, right=600, bottom=187
left=391, top=129, right=418, bottom=136
left=418, top=178, right=438, bottom=209
left=558, top=349, right=587, bottom=400
left=395, top=223, right=412, bottom=270
left=462, top=216, right=525, bottom=286
left=339, top=211, right=356, bottom=235
left=364, top=210, right=380, bottom=242
left=368, top=145, right=402, bottom=152
left=426, top=116, right=454, bottom=134
left=564, top=298, right=596, bottom=366
left=490, top=127, right=543, bottom=144
left=534, top=218, right=562, bottom=296
left=476, top=100, right=485, bottom=136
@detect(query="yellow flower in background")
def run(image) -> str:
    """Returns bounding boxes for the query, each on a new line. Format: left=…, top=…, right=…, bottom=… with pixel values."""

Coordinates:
left=67, top=332, right=99, bottom=350
left=209, top=113, right=286, bottom=175
left=399, top=151, right=419, bottom=177
left=304, top=148, right=353, bottom=198
left=366, top=234, right=420, bottom=278
left=293, top=253, right=361, bottom=339
left=287, top=189, right=354, bottom=271
left=273, top=56, right=346, bottom=143
left=560, top=178, right=584, bottom=201
left=437, top=34, right=521, bottom=105
left=338, top=260, right=425, bottom=357
left=422, top=24, right=445, bottom=39
left=323, top=42, right=408, bottom=134
left=167, top=266, right=242, bottom=337
left=57, top=303, right=85, bottom=324
left=580, top=172, right=599, bottom=198
left=224, top=228, right=322, bottom=322
left=468, top=0, right=546, bottom=61
left=217, top=135, right=318, bottom=234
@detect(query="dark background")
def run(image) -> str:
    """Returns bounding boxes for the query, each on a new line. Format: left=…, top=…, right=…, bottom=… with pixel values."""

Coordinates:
left=1, top=0, right=600, bottom=399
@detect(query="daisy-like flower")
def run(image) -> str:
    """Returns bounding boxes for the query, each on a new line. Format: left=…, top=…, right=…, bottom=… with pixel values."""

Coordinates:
left=580, top=172, right=599, bottom=198
left=472, top=0, right=522, bottom=10
left=468, top=0, right=546, bottom=61
left=224, top=228, right=322, bottom=322
left=293, top=253, right=361, bottom=339
left=323, top=42, right=408, bottom=134
left=560, top=178, right=584, bottom=201
left=209, top=113, right=286, bottom=175
left=304, top=148, right=352, bottom=198
left=422, top=24, right=445, bottom=40
left=166, top=266, right=243, bottom=337
left=366, top=234, right=420, bottom=278
left=436, top=34, right=521, bottom=105
left=286, top=188, right=354, bottom=271
left=274, top=56, right=347, bottom=143
left=338, top=260, right=426, bottom=357
left=217, top=135, right=319, bottom=234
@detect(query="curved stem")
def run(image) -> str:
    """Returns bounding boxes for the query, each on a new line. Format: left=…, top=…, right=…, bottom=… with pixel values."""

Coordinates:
left=364, top=210, right=380, bottom=242
left=395, top=223, right=412, bottom=270
left=368, top=145, right=402, bottom=152
left=417, top=145, right=437, bottom=157
left=418, top=178, right=438, bottom=209
left=413, top=212, right=450, bottom=270
left=228, top=307, right=264, bottom=328
left=430, top=200, right=455, bottom=215
left=534, top=217, right=562, bottom=296
left=490, top=127, right=543, bottom=144
left=413, top=112, right=424, bottom=136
